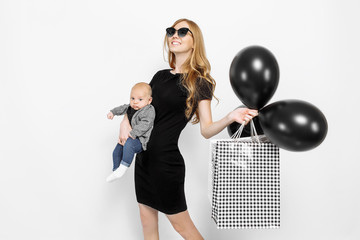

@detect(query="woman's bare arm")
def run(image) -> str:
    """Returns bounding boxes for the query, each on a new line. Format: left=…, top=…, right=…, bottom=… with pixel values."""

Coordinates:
left=198, top=100, right=258, bottom=139
left=119, top=115, right=132, bottom=145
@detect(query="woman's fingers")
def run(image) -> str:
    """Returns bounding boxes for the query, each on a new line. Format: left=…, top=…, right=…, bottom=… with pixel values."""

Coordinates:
left=248, top=110, right=258, bottom=116
left=119, top=134, right=127, bottom=145
left=121, top=136, right=127, bottom=145
left=232, top=108, right=259, bottom=124
left=244, top=112, right=258, bottom=124
left=244, top=110, right=258, bottom=124
left=244, top=114, right=253, bottom=120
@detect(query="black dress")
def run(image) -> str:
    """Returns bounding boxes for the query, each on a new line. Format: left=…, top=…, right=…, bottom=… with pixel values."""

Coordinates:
left=134, top=69, right=213, bottom=214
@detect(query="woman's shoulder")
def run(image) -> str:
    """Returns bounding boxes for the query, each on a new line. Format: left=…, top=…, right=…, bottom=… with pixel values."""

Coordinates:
left=159, top=69, right=172, bottom=73
left=154, top=69, right=173, bottom=76
left=149, top=69, right=175, bottom=85
left=151, top=69, right=172, bottom=79
left=195, top=76, right=214, bottom=100
left=196, top=77, right=214, bottom=89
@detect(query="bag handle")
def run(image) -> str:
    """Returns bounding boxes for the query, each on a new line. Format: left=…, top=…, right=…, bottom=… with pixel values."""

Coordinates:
left=230, top=119, right=261, bottom=144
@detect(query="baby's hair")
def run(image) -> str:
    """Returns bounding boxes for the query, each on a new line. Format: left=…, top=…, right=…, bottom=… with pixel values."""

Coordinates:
left=132, top=82, right=152, bottom=96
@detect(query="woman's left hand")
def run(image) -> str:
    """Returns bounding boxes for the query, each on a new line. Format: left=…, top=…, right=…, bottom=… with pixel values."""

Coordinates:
left=228, top=108, right=258, bottom=125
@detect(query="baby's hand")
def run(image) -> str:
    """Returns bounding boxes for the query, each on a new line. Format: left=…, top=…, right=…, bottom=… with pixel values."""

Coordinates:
left=107, top=112, right=114, bottom=120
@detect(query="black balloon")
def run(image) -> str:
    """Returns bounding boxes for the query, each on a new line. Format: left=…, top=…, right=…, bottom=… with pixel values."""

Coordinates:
left=258, top=100, right=328, bottom=151
left=227, top=106, right=264, bottom=137
left=230, top=46, right=280, bottom=109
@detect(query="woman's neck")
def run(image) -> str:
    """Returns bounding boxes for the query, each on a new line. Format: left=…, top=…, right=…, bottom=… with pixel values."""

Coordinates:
left=172, top=51, right=191, bottom=74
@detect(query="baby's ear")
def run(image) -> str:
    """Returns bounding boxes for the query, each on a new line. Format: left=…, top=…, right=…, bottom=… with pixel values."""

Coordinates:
left=148, top=97, right=153, bottom=104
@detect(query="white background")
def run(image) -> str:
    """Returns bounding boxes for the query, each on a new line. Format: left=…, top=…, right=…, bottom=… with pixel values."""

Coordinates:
left=1, top=0, right=359, bottom=239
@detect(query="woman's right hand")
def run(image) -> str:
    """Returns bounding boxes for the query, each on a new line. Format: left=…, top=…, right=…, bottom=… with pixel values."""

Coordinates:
left=119, top=115, right=132, bottom=145
left=228, top=107, right=258, bottom=125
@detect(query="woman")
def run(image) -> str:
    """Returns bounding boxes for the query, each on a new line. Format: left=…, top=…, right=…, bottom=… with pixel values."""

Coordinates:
left=119, top=19, right=258, bottom=240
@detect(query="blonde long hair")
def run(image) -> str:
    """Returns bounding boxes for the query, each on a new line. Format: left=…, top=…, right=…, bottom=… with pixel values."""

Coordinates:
left=163, top=18, right=217, bottom=124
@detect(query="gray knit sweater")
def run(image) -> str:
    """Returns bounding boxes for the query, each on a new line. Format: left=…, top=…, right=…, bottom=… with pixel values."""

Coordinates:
left=110, top=104, right=155, bottom=151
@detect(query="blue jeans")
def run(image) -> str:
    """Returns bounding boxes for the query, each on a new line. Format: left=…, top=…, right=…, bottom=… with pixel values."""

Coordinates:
left=112, top=137, right=143, bottom=170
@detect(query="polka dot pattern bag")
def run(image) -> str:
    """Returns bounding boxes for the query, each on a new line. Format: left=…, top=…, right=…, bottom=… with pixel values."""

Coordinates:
left=209, top=120, right=280, bottom=229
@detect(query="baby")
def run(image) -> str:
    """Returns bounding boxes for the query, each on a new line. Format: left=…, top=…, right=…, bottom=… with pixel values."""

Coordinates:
left=106, top=82, right=155, bottom=182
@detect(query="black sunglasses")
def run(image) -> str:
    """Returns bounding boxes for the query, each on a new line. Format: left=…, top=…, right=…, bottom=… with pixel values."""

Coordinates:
left=166, top=27, right=193, bottom=38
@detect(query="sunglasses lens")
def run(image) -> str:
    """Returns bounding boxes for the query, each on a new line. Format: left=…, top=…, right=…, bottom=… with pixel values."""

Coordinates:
left=178, top=28, right=189, bottom=37
left=166, top=28, right=175, bottom=37
left=166, top=27, right=191, bottom=38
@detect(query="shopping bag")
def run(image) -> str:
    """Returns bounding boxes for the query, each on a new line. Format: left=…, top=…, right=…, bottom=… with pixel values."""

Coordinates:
left=209, top=120, right=280, bottom=229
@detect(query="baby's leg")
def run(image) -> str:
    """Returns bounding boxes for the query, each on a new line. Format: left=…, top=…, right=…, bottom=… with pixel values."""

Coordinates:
left=106, top=138, right=142, bottom=183
left=112, top=143, right=123, bottom=171
left=121, top=138, right=143, bottom=167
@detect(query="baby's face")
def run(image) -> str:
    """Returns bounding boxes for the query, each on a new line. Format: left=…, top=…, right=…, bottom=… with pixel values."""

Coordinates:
left=130, top=87, right=152, bottom=110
